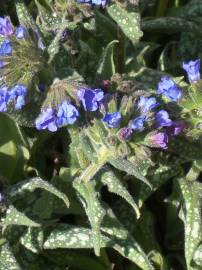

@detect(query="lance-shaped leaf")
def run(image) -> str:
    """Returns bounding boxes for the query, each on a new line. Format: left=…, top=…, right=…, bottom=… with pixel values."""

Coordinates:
left=6, top=177, right=69, bottom=209
left=73, top=179, right=106, bottom=256
left=178, top=179, right=202, bottom=270
left=20, top=227, right=44, bottom=253
left=138, top=164, right=182, bottom=207
left=100, top=169, right=140, bottom=218
left=107, top=2, right=143, bottom=45
left=43, top=221, right=154, bottom=270
left=97, top=40, right=119, bottom=80
left=101, top=209, right=154, bottom=270
left=109, top=157, right=152, bottom=189
left=15, top=0, right=38, bottom=31
left=142, top=17, right=202, bottom=37
left=193, top=244, right=202, bottom=268
left=0, top=243, right=22, bottom=270
left=1, top=205, right=40, bottom=227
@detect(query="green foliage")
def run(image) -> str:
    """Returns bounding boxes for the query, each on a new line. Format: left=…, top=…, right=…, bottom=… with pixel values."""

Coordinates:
left=0, top=1, right=202, bottom=269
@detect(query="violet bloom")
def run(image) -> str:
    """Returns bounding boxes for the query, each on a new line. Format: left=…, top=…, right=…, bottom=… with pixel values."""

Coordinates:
left=102, top=111, right=121, bottom=128
left=137, top=96, right=158, bottom=114
left=36, top=101, right=79, bottom=132
left=155, top=110, right=172, bottom=127
left=0, top=39, right=12, bottom=55
left=36, top=107, right=57, bottom=132
left=15, top=26, right=27, bottom=39
left=57, top=101, right=79, bottom=126
left=157, top=77, right=182, bottom=101
left=0, top=87, right=10, bottom=112
left=130, top=116, right=145, bottom=131
left=182, top=59, right=200, bottom=84
left=118, top=127, right=133, bottom=140
left=167, top=121, right=186, bottom=136
left=10, top=84, right=27, bottom=110
left=147, top=132, right=168, bottom=149
left=0, top=17, right=13, bottom=36
left=77, top=0, right=107, bottom=7
left=77, top=87, right=104, bottom=111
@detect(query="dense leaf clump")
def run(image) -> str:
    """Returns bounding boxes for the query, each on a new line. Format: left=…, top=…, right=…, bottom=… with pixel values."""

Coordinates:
left=0, top=1, right=202, bottom=270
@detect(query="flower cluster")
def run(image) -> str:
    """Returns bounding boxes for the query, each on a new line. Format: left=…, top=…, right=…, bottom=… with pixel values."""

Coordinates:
left=0, top=17, right=28, bottom=111
left=36, top=101, right=79, bottom=132
left=77, top=0, right=108, bottom=7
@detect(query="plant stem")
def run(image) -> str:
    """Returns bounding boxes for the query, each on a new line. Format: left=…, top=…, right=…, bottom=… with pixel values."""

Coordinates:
left=156, top=0, right=170, bottom=17
left=79, top=147, right=110, bottom=182
left=117, top=27, right=125, bottom=74
left=186, top=165, right=200, bottom=181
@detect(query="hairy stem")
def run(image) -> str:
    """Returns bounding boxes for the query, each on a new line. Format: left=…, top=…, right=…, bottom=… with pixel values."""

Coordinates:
left=79, top=147, right=111, bottom=182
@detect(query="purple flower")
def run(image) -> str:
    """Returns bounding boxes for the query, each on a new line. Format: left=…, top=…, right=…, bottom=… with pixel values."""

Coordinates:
left=77, top=0, right=107, bottom=7
left=0, top=192, right=4, bottom=203
left=118, top=127, right=133, bottom=140
left=182, top=59, right=200, bottom=84
left=0, top=39, right=12, bottom=55
left=157, top=77, right=182, bottom=101
left=9, top=84, right=27, bottom=110
left=77, top=87, right=104, bottom=111
left=102, top=111, right=121, bottom=128
left=0, top=60, right=4, bottom=68
left=36, top=101, right=79, bottom=132
left=0, top=87, right=10, bottom=112
left=137, top=96, right=158, bottom=114
left=155, top=110, right=172, bottom=127
left=15, top=26, right=27, bottom=39
left=130, top=116, right=145, bottom=131
left=57, top=101, right=79, bottom=126
left=166, top=121, right=186, bottom=136
left=146, top=132, right=168, bottom=149
left=36, top=107, right=57, bottom=132
left=0, top=17, right=13, bottom=36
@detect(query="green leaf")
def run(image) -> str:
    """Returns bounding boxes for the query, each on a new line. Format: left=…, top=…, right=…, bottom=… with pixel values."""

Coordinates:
left=109, top=157, right=152, bottom=189
left=142, top=17, right=202, bottom=37
left=100, top=169, right=140, bottom=218
left=1, top=205, right=40, bottom=227
left=44, top=225, right=96, bottom=249
left=96, top=40, right=119, bottom=80
left=20, top=227, right=44, bottom=253
left=43, top=250, right=108, bottom=270
left=193, top=244, right=202, bottom=267
left=43, top=221, right=154, bottom=270
left=178, top=179, right=202, bottom=270
left=101, top=210, right=154, bottom=270
left=138, top=164, right=182, bottom=207
left=15, top=0, right=37, bottom=30
left=0, top=113, right=29, bottom=183
left=6, top=177, right=69, bottom=209
left=73, top=179, right=106, bottom=256
left=107, top=3, right=143, bottom=45
left=0, top=243, right=21, bottom=270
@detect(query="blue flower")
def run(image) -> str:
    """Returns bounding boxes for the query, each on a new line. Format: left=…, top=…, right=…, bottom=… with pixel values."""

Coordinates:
left=0, top=60, right=4, bottom=68
left=130, top=116, right=145, bottom=131
left=0, top=87, right=10, bottom=112
left=0, top=39, right=12, bottom=56
left=36, top=107, right=57, bottom=132
left=118, top=127, right=133, bottom=140
left=9, top=84, right=27, bottom=110
left=77, top=0, right=107, bottom=6
left=15, top=26, right=27, bottom=39
left=182, top=59, right=200, bottom=84
left=137, top=96, right=158, bottom=114
left=102, top=112, right=121, bottom=128
left=57, top=101, right=79, bottom=126
left=146, top=132, right=168, bottom=149
left=155, top=110, right=172, bottom=127
left=157, top=77, right=182, bottom=101
left=0, top=17, right=13, bottom=36
left=36, top=101, right=79, bottom=132
left=77, top=87, right=104, bottom=111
